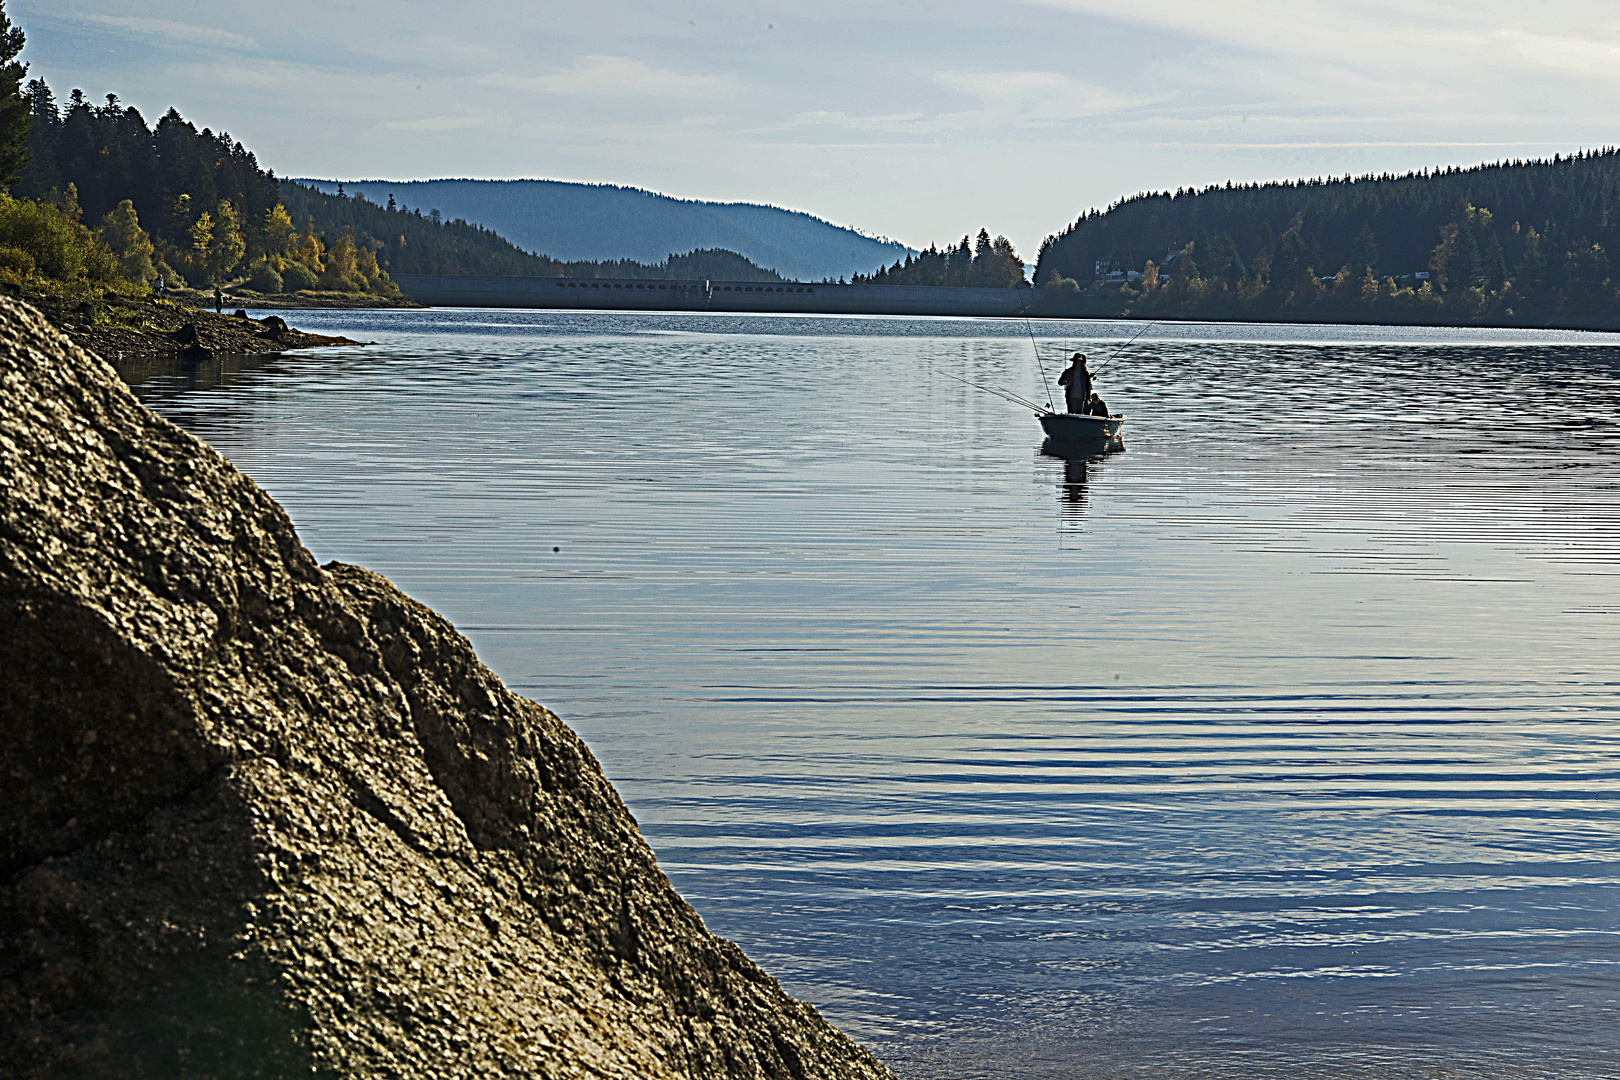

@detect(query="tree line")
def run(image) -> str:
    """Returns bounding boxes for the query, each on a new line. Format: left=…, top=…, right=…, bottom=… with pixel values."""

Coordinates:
left=279, top=184, right=787, bottom=281
left=1035, top=152, right=1620, bottom=328
left=11, top=80, right=399, bottom=297
left=3, top=67, right=787, bottom=298
left=852, top=229, right=1027, bottom=288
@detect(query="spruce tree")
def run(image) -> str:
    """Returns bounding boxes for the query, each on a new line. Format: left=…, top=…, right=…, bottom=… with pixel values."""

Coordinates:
left=0, top=1, right=29, bottom=186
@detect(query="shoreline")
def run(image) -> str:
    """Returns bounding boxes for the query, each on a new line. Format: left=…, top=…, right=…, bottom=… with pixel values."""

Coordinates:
left=13, top=286, right=366, bottom=360
left=209, top=288, right=422, bottom=311
left=386, top=273, right=1620, bottom=332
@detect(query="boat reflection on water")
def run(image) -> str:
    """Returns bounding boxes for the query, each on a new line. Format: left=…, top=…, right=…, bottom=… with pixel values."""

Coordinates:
left=1040, top=436, right=1123, bottom=520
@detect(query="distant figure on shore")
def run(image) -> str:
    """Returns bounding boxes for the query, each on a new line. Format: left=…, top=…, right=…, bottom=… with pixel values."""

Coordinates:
left=1085, top=393, right=1110, bottom=417
left=1057, top=352, right=1091, bottom=413
left=213, top=286, right=223, bottom=313
left=154, top=275, right=165, bottom=299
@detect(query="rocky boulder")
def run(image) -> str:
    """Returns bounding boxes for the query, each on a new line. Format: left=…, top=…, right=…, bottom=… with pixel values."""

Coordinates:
left=0, top=296, right=893, bottom=1080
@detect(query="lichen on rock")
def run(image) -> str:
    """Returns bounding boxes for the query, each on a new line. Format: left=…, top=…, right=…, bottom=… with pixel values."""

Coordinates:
left=0, top=296, right=894, bottom=1080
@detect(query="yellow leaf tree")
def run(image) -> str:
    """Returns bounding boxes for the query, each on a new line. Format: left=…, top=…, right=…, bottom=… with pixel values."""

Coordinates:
left=262, top=204, right=295, bottom=263
left=206, top=200, right=246, bottom=282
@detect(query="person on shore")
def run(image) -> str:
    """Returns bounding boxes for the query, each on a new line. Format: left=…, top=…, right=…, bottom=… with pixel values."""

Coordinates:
left=213, top=286, right=223, bottom=313
left=1085, top=392, right=1110, bottom=417
left=1057, top=352, right=1091, bottom=414
left=154, top=275, right=165, bottom=299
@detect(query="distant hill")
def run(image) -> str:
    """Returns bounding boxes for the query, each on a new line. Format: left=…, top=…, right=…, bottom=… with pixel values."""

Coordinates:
left=292, top=179, right=911, bottom=282
left=278, top=184, right=785, bottom=282
left=1033, top=149, right=1620, bottom=329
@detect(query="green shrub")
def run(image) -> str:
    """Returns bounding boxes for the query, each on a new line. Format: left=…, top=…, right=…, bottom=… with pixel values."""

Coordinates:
left=247, top=260, right=284, bottom=294
left=178, top=256, right=211, bottom=289
left=83, top=244, right=120, bottom=286
left=280, top=260, right=318, bottom=291
left=98, top=200, right=156, bottom=284
left=0, top=244, right=34, bottom=275
left=0, top=193, right=119, bottom=283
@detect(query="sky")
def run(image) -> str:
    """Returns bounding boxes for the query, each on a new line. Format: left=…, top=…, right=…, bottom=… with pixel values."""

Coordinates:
left=19, top=0, right=1620, bottom=263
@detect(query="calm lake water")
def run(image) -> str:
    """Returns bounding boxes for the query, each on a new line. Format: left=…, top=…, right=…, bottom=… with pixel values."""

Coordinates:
left=119, top=310, right=1620, bottom=1079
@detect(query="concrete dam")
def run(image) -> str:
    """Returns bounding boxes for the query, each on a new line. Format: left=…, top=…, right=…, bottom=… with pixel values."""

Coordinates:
left=390, top=274, right=1040, bottom=317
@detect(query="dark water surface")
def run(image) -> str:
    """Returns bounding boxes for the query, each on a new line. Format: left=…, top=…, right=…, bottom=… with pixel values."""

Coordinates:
left=120, top=310, right=1620, bottom=1078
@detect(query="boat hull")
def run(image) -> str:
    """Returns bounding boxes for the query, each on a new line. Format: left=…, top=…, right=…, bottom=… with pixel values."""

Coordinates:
left=1038, top=411, right=1124, bottom=450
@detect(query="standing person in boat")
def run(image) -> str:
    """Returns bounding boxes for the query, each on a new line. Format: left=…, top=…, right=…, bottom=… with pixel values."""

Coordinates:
left=1057, top=352, right=1092, bottom=414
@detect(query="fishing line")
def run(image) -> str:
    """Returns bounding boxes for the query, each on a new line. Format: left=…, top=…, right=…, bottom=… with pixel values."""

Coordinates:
left=1091, top=320, right=1155, bottom=376
left=1018, top=294, right=1056, bottom=412
left=945, top=372, right=1048, bottom=414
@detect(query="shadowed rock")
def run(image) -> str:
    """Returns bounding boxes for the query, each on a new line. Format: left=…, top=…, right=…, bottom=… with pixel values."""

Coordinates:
left=0, top=296, right=893, bottom=1080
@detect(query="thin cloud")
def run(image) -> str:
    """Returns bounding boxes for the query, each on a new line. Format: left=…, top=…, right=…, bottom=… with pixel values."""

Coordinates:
left=484, top=57, right=740, bottom=101
left=789, top=110, right=930, bottom=131
left=385, top=115, right=509, bottom=133
left=1016, top=0, right=1620, bottom=86
left=935, top=70, right=1155, bottom=124
left=82, top=14, right=256, bottom=51
left=1495, top=29, right=1620, bottom=82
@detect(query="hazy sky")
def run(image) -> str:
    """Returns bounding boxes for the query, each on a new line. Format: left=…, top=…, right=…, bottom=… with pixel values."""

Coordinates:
left=20, top=0, right=1620, bottom=261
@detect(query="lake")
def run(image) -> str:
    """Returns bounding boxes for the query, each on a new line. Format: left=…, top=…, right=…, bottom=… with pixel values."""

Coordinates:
left=118, top=310, right=1620, bottom=1079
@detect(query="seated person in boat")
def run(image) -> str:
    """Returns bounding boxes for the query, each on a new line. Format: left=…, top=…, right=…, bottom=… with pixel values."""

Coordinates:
left=1085, top=393, right=1110, bottom=417
left=1057, top=353, right=1091, bottom=413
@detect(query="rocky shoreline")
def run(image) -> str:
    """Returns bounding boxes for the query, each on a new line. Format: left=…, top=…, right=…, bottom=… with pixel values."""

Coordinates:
left=0, top=295, right=892, bottom=1079
left=52, top=293, right=364, bottom=362
left=195, top=286, right=424, bottom=311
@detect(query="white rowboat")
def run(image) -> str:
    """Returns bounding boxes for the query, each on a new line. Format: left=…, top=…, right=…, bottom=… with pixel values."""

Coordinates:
left=1039, top=411, right=1124, bottom=450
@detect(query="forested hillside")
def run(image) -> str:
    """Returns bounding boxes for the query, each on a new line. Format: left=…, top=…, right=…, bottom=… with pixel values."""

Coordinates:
left=16, top=84, right=562, bottom=291
left=1035, top=151, right=1620, bottom=328
left=15, top=82, right=788, bottom=295
left=294, top=178, right=911, bottom=282
left=280, top=184, right=786, bottom=281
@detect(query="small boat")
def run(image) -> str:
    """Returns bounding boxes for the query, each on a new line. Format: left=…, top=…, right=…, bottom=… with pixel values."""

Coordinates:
left=1038, top=410, right=1124, bottom=451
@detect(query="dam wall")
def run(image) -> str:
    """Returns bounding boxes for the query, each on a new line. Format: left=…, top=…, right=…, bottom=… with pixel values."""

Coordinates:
left=391, top=273, right=1039, bottom=317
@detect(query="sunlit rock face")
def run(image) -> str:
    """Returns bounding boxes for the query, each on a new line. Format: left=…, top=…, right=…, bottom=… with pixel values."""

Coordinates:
left=0, top=297, right=893, bottom=1080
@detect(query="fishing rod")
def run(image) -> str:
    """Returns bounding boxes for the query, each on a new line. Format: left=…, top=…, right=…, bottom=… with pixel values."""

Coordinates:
left=945, top=372, right=1049, bottom=415
left=1018, top=294, right=1057, bottom=412
left=1090, top=320, right=1156, bottom=376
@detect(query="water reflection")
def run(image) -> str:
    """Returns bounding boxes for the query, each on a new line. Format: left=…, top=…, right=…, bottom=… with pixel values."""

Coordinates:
left=114, top=351, right=280, bottom=394
left=1040, top=438, right=1122, bottom=520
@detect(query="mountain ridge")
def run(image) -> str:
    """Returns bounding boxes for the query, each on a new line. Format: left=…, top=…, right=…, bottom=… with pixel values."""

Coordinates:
left=292, top=177, right=913, bottom=281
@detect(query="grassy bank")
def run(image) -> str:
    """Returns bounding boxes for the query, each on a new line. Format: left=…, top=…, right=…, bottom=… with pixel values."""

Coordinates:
left=6, top=276, right=361, bottom=360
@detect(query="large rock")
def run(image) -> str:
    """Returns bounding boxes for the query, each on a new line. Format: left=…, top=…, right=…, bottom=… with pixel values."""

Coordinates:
left=0, top=297, right=893, bottom=1080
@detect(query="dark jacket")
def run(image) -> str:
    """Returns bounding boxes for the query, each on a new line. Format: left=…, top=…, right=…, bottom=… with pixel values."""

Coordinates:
left=1057, top=362, right=1091, bottom=413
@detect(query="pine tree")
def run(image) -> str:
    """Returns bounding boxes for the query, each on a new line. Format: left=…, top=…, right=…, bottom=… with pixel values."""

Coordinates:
left=1350, top=222, right=1379, bottom=273
left=0, top=1, right=27, bottom=187
left=15, top=78, right=57, bottom=197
